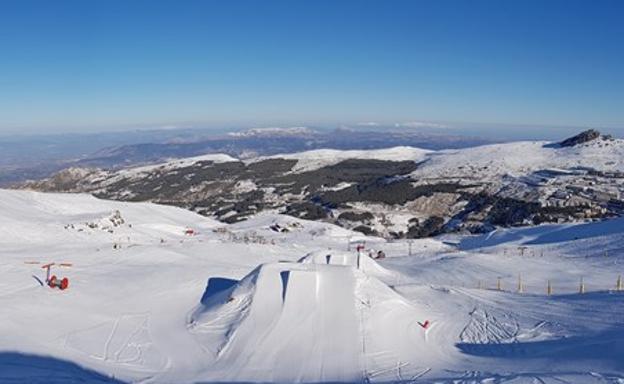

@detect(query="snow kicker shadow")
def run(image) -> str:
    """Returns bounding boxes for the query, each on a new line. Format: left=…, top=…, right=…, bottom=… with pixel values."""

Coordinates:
left=0, top=352, right=126, bottom=383
left=456, top=326, right=624, bottom=369
left=200, top=277, right=238, bottom=305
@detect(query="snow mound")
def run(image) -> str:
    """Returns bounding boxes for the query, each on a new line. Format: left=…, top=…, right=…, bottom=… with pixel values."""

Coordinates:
left=189, top=260, right=434, bottom=382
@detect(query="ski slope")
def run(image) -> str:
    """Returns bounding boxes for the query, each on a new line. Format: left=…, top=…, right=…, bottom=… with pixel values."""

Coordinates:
left=0, top=189, right=623, bottom=383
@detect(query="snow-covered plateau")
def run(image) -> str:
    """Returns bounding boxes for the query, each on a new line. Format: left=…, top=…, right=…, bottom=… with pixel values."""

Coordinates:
left=1, top=188, right=623, bottom=383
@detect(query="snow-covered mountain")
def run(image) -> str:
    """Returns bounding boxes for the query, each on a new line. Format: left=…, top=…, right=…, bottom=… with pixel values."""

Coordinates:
left=413, top=134, right=624, bottom=179
left=227, top=126, right=319, bottom=138
left=259, top=146, right=432, bottom=173
left=20, top=130, right=624, bottom=239
left=69, top=127, right=492, bottom=170
left=1, top=188, right=623, bottom=383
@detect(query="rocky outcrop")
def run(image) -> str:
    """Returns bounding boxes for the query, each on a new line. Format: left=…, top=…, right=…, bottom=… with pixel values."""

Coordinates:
left=559, top=129, right=602, bottom=147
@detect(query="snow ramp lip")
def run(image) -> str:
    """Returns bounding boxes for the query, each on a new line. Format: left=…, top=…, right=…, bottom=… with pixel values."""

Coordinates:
left=298, top=250, right=397, bottom=281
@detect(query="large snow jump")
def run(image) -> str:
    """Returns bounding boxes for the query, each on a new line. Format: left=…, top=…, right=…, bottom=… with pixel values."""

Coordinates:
left=189, top=253, right=435, bottom=382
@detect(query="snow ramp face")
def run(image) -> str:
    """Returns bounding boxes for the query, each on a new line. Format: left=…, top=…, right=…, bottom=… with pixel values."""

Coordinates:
left=189, top=261, right=435, bottom=383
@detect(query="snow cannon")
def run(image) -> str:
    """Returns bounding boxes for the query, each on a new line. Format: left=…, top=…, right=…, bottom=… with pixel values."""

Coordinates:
left=48, top=275, right=69, bottom=290
left=41, top=263, right=70, bottom=291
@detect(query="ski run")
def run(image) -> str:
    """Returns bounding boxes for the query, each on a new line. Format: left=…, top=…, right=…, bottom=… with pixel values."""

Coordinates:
left=0, top=189, right=623, bottom=383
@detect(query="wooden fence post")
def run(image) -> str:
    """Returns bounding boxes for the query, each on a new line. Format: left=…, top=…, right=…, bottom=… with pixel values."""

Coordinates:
left=547, top=280, right=552, bottom=296
left=579, top=277, right=585, bottom=294
left=517, top=274, right=523, bottom=293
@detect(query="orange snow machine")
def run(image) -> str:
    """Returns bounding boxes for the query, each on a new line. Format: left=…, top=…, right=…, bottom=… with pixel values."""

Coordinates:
left=42, top=263, right=70, bottom=290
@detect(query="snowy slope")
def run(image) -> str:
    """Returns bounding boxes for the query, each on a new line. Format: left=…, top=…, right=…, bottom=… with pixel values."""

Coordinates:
left=413, top=137, right=624, bottom=179
left=0, top=189, right=221, bottom=245
left=116, top=153, right=239, bottom=175
left=1, top=189, right=623, bottom=383
left=256, top=146, right=432, bottom=173
left=188, top=257, right=439, bottom=383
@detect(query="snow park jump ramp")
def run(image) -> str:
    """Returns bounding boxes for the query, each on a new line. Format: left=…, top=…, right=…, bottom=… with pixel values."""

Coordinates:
left=188, top=253, right=438, bottom=383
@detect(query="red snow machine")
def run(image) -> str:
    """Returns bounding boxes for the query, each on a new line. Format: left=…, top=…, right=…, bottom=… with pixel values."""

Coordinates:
left=42, top=263, right=70, bottom=290
left=185, top=228, right=196, bottom=236
left=48, top=275, right=69, bottom=290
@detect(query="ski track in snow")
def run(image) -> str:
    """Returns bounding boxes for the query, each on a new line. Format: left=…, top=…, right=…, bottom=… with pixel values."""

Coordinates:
left=459, top=307, right=520, bottom=345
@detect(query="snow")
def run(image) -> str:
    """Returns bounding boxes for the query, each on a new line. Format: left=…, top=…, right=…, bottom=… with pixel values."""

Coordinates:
left=115, top=153, right=239, bottom=178
left=412, top=137, right=624, bottom=180
left=298, top=249, right=397, bottom=280
left=189, top=262, right=365, bottom=382
left=1, top=189, right=623, bottom=383
left=254, top=146, right=432, bottom=173
left=458, top=216, right=624, bottom=250
left=188, top=253, right=435, bottom=383
left=228, top=126, right=317, bottom=138
left=57, top=137, right=624, bottom=212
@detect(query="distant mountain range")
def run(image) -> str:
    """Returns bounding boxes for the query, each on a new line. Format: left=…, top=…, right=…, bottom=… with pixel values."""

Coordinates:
left=0, top=127, right=494, bottom=186
left=21, top=130, right=624, bottom=239
left=76, top=127, right=494, bottom=168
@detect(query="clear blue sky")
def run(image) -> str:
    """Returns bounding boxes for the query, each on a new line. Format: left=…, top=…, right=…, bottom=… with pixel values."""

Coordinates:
left=0, top=0, right=622, bottom=135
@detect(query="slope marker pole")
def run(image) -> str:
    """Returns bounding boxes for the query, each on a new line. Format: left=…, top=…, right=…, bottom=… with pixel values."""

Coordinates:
left=547, top=280, right=552, bottom=296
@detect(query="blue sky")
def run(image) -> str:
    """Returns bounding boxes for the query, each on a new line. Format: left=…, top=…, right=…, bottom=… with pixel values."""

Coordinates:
left=0, top=0, right=622, bottom=136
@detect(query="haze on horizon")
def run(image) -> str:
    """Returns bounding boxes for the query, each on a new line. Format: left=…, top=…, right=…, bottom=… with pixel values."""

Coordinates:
left=0, top=0, right=622, bottom=138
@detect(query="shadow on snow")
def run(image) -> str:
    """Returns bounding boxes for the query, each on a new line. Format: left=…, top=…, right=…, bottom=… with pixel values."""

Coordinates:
left=0, top=352, right=126, bottom=383
left=456, top=325, right=624, bottom=370
left=459, top=217, right=624, bottom=250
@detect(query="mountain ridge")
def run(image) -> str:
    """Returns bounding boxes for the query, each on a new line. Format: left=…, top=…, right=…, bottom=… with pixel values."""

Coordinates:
left=19, top=131, right=624, bottom=239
